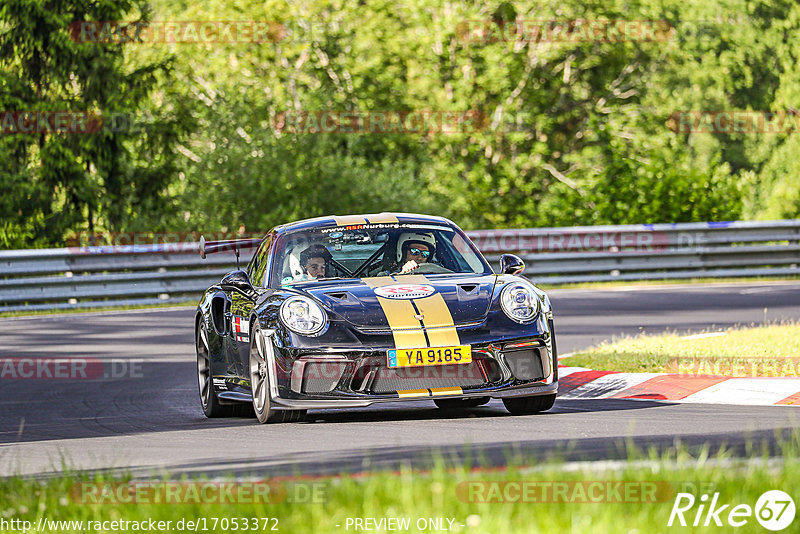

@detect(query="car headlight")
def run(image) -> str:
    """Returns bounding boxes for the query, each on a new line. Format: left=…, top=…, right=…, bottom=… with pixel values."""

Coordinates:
left=500, top=282, right=541, bottom=323
left=280, top=296, right=327, bottom=336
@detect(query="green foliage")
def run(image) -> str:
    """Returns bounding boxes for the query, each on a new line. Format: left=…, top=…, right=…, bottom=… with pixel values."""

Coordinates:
left=180, top=131, right=431, bottom=233
left=748, top=135, right=800, bottom=219
left=0, top=0, right=192, bottom=247
left=2, top=0, right=799, bottom=247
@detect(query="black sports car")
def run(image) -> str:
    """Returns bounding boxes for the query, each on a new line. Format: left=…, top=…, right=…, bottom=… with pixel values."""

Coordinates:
left=195, top=213, right=558, bottom=423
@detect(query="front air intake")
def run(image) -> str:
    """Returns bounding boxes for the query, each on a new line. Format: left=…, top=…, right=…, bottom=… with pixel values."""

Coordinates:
left=368, top=362, right=487, bottom=394
left=503, top=347, right=546, bottom=381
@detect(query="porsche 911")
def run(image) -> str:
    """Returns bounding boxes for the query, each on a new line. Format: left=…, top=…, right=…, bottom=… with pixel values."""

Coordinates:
left=195, top=213, right=558, bottom=423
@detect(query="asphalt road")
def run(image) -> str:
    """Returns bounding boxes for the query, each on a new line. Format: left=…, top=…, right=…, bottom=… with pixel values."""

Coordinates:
left=1, top=281, right=799, bottom=478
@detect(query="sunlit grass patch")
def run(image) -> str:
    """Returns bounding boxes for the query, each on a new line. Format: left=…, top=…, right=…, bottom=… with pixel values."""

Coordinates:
left=567, top=322, right=800, bottom=376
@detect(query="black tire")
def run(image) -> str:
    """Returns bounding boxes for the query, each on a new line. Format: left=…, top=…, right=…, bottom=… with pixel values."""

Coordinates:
left=434, top=397, right=490, bottom=410
left=196, top=321, right=235, bottom=418
left=249, top=324, right=307, bottom=424
left=502, top=393, right=556, bottom=415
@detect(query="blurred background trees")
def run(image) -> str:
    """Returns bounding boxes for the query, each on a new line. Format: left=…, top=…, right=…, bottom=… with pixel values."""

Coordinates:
left=2, top=0, right=799, bottom=247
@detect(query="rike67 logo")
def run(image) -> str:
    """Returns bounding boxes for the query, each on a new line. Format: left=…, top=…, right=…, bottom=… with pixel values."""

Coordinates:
left=669, top=490, right=795, bottom=531
left=374, top=284, right=435, bottom=300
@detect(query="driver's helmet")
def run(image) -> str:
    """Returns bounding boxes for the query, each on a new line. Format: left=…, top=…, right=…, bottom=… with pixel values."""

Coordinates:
left=396, top=232, right=436, bottom=263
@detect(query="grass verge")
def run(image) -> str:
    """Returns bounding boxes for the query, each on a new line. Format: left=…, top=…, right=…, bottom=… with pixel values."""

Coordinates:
left=0, top=301, right=196, bottom=319
left=567, top=322, right=800, bottom=375
left=1, top=436, right=799, bottom=533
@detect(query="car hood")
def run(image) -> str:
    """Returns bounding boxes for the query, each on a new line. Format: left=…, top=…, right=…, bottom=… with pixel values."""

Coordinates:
left=297, top=274, right=499, bottom=330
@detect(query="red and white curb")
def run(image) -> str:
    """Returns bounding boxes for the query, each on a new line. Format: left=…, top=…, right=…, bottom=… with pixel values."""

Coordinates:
left=558, top=366, right=800, bottom=406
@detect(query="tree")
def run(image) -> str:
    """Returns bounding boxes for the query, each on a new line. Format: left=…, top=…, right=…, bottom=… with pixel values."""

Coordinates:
left=0, top=0, right=192, bottom=247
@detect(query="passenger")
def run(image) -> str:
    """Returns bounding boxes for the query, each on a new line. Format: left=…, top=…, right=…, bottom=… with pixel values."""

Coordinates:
left=297, top=244, right=331, bottom=280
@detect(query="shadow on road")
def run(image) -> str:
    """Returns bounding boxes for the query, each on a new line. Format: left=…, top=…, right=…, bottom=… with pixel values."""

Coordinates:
left=91, top=427, right=799, bottom=481
left=0, top=355, right=670, bottom=444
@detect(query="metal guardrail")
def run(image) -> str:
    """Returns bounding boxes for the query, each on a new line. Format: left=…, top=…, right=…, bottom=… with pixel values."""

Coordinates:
left=470, top=219, right=800, bottom=283
left=1, top=220, right=798, bottom=312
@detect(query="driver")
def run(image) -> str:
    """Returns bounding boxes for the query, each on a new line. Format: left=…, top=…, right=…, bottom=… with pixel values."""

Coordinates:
left=393, top=232, right=436, bottom=274
left=297, top=244, right=331, bottom=280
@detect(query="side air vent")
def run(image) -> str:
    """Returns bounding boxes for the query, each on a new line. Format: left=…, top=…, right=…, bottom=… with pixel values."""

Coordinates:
left=458, top=284, right=478, bottom=294
left=211, top=294, right=229, bottom=336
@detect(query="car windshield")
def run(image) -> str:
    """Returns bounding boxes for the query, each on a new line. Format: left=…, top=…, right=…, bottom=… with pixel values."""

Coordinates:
left=270, top=222, right=492, bottom=286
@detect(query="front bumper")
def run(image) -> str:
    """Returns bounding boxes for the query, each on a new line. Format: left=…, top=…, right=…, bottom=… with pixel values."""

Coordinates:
left=230, top=330, right=558, bottom=410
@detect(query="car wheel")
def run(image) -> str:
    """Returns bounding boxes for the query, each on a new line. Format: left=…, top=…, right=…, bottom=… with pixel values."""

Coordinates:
left=434, top=397, right=490, bottom=410
left=196, top=321, right=235, bottom=418
left=502, top=394, right=556, bottom=415
left=249, top=324, right=307, bottom=424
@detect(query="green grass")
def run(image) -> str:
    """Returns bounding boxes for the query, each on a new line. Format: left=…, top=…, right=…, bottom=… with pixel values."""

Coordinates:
left=567, top=322, right=800, bottom=375
left=1, top=436, right=799, bottom=533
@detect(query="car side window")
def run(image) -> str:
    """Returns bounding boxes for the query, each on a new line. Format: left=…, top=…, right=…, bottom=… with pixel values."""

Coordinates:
left=246, top=248, right=259, bottom=280
left=249, top=236, right=271, bottom=287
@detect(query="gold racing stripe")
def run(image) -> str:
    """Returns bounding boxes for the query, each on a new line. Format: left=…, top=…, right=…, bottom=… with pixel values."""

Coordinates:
left=366, top=274, right=462, bottom=347
left=405, top=274, right=461, bottom=347
left=362, top=276, right=395, bottom=289
left=412, top=294, right=461, bottom=346
left=366, top=213, right=399, bottom=223
left=363, top=276, right=427, bottom=349
left=392, top=274, right=428, bottom=284
left=333, top=215, right=368, bottom=226
left=397, top=389, right=429, bottom=398
left=430, top=387, right=463, bottom=396
left=361, top=275, right=463, bottom=398
left=376, top=297, right=427, bottom=349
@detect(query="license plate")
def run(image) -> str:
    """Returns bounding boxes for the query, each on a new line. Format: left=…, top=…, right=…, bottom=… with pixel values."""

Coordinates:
left=387, top=346, right=472, bottom=368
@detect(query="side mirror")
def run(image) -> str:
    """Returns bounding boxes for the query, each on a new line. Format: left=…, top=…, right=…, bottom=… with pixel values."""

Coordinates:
left=500, top=254, right=525, bottom=275
left=220, top=270, right=254, bottom=293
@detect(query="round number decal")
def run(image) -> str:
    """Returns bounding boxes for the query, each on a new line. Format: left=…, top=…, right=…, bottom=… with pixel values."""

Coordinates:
left=374, top=284, right=435, bottom=299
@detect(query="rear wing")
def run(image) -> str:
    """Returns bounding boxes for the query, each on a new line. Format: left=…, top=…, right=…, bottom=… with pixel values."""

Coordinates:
left=199, top=235, right=262, bottom=268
